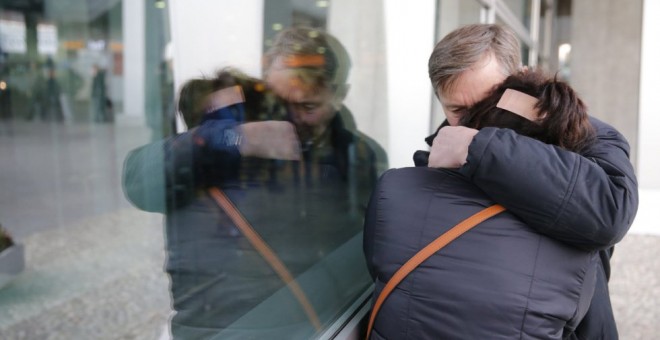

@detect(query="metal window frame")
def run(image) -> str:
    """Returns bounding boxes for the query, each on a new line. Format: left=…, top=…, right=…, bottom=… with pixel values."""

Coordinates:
left=319, top=286, right=373, bottom=340
left=476, top=0, right=554, bottom=67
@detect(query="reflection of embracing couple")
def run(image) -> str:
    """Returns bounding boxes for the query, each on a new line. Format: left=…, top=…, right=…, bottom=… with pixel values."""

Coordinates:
left=123, top=26, right=386, bottom=339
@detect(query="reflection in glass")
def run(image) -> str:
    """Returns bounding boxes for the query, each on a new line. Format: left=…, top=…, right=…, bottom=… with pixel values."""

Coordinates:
left=0, top=0, right=392, bottom=338
left=122, top=25, right=386, bottom=338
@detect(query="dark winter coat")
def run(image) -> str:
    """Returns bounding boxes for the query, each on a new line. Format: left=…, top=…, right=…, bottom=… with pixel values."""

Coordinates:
left=364, top=167, right=599, bottom=339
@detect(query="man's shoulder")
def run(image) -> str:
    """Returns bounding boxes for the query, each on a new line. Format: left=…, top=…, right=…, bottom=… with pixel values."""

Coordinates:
left=588, top=116, right=611, bottom=130
left=352, top=130, right=385, bottom=154
left=376, top=167, right=490, bottom=209
left=589, top=116, right=624, bottom=137
left=335, top=107, right=389, bottom=171
left=350, top=130, right=388, bottom=173
left=587, top=115, right=631, bottom=154
left=381, top=167, right=468, bottom=187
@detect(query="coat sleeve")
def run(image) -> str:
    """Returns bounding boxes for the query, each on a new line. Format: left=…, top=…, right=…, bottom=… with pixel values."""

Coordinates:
left=122, top=122, right=242, bottom=213
left=459, top=118, right=638, bottom=251
left=122, top=132, right=197, bottom=213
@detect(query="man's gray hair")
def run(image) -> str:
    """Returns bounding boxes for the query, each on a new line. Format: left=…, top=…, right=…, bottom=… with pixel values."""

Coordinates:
left=428, top=24, right=521, bottom=94
left=264, top=27, right=351, bottom=89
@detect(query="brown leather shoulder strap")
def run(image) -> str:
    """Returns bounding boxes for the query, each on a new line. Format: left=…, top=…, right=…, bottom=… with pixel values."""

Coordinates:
left=365, top=204, right=506, bottom=339
left=208, top=187, right=322, bottom=331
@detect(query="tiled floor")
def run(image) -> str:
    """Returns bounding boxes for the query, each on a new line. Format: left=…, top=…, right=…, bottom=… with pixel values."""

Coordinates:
left=610, top=189, right=660, bottom=339
left=611, top=234, right=660, bottom=339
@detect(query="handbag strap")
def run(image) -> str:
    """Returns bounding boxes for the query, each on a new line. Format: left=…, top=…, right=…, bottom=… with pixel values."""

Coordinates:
left=365, top=204, right=506, bottom=339
left=208, top=187, right=322, bottom=331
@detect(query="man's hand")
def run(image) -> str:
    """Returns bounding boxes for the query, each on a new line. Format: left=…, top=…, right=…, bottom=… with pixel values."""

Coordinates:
left=428, top=126, right=479, bottom=168
left=239, top=121, right=301, bottom=160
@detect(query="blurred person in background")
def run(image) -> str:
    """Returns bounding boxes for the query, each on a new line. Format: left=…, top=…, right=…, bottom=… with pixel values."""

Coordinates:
left=91, top=64, right=112, bottom=123
left=36, top=64, right=64, bottom=122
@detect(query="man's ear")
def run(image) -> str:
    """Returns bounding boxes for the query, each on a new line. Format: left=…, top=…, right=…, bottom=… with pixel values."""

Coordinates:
left=332, top=83, right=350, bottom=110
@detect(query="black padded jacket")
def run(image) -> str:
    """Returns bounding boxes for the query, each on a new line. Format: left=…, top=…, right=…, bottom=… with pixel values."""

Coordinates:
left=364, top=167, right=599, bottom=339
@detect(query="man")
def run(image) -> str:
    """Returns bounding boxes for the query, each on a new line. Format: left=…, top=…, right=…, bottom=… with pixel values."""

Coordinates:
left=421, top=23, right=638, bottom=339
left=123, top=27, right=386, bottom=339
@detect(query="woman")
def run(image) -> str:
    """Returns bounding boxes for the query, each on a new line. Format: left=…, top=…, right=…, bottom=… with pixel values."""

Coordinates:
left=364, top=70, right=598, bottom=339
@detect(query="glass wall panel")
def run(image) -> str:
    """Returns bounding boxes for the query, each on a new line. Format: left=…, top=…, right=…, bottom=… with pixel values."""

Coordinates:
left=2, top=0, right=400, bottom=338
left=159, top=0, right=396, bottom=337
left=0, top=0, right=171, bottom=338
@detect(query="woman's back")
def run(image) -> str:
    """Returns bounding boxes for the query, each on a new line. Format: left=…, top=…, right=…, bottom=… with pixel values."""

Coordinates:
left=364, top=167, right=598, bottom=339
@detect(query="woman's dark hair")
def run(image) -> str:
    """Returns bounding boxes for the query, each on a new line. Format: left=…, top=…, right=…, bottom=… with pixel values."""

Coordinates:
left=461, top=69, right=596, bottom=152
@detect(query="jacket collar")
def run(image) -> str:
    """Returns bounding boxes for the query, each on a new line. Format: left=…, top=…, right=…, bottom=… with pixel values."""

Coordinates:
left=424, top=119, right=450, bottom=146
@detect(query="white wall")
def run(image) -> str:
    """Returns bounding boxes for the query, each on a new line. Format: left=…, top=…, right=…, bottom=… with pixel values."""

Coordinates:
left=328, top=0, right=390, bottom=156
left=629, top=0, right=660, bottom=235
left=168, top=0, right=264, bottom=91
left=383, top=0, right=436, bottom=168
left=638, top=0, right=660, bottom=189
